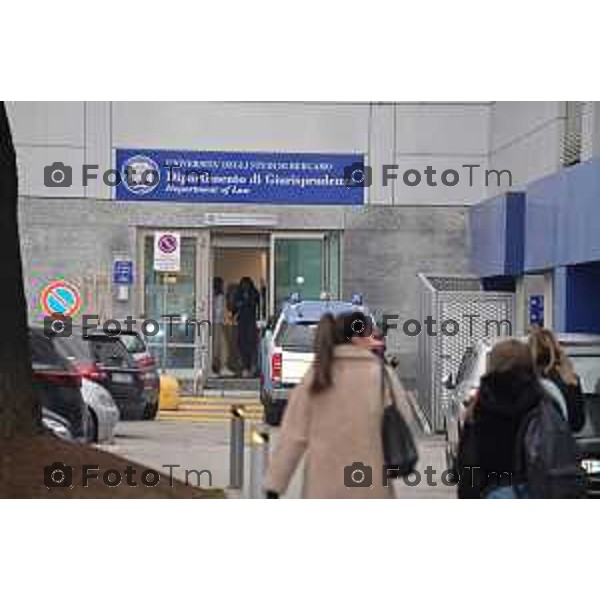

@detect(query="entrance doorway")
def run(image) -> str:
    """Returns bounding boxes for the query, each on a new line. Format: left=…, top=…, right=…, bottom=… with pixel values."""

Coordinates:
left=212, top=244, right=269, bottom=378
left=138, top=228, right=342, bottom=386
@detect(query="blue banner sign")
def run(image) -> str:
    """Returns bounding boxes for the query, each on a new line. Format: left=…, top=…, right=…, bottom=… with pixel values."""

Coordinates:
left=115, top=149, right=365, bottom=205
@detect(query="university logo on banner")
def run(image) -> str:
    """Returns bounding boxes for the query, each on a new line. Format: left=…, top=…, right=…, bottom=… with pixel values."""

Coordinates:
left=153, top=232, right=181, bottom=272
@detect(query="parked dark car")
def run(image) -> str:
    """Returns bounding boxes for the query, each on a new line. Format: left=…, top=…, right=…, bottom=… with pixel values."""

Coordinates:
left=52, top=330, right=156, bottom=420
left=29, top=328, right=87, bottom=439
left=117, top=331, right=160, bottom=419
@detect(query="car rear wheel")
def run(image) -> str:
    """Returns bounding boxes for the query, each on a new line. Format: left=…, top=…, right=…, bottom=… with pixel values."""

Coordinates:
left=143, top=400, right=159, bottom=420
left=264, top=400, right=283, bottom=427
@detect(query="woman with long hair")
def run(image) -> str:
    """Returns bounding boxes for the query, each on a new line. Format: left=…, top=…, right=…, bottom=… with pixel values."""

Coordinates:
left=264, top=311, right=413, bottom=498
left=527, top=326, right=585, bottom=432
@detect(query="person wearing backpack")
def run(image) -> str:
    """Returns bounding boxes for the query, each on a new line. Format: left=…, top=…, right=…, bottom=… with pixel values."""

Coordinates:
left=528, top=326, right=585, bottom=432
left=457, top=338, right=583, bottom=499
left=456, top=339, right=542, bottom=498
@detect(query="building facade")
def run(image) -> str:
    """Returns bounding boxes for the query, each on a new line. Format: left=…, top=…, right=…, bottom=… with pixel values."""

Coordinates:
left=11, top=101, right=594, bottom=383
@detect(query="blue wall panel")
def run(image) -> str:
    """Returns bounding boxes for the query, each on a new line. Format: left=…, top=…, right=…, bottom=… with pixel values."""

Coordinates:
left=559, top=158, right=600, bottom=266
left=469, top=192, right=524, bottom=277
left=524, top=171, right=564, bottom=271
left=470, top=195, right=506, bottom=277
left=525, top=157, right=600, bottom=271
left=565, top=262, right=600, bottom=333
left=505, top=192, right=525, bottom=275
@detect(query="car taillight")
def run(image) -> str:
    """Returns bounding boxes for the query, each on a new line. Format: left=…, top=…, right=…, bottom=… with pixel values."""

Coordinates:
left=33, top=370, right=82, bottom=388
left=77, top=364, right=108, bottom=383
left=271, top=353, right=282, bottom=385
left=136, top=355, right=156, bottom=369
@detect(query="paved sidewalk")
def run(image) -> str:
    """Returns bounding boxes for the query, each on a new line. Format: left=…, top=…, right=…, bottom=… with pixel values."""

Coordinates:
left=100, top=418, right=456, bottom=499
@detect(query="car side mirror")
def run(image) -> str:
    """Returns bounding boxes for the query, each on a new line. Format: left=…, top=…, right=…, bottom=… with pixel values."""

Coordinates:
left=442, top=373, right=456, bottom=390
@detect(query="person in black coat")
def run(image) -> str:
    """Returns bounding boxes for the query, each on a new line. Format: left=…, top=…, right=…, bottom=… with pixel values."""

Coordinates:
left=457, top=339, right=546, bottom=499
left=232, top=277, right=260, bottom=377
left=528, top=326, right=585, bottom=432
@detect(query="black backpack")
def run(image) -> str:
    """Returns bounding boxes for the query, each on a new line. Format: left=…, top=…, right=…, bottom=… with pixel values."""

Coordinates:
left=515, top=397, right=584, bottom=499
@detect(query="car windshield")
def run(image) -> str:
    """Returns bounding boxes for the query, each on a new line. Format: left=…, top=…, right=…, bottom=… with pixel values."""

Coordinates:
left=53, top=335, right=94, bottom=363
left=119, top=334, right=146, bottom=354
left=89, top=338, right=133, bottom=368
left=276, top=322, right=317, bottom=352
left=569, top=354, right=600, bottom=395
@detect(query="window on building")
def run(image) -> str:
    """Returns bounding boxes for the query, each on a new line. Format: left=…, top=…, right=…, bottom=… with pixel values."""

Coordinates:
left=562, top=101, right=584, bottom=167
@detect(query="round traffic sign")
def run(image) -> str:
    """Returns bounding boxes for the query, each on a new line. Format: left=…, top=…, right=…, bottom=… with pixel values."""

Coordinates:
left=158, top=234, right=178, bottom=254
left=40, top=280, right=82, bottom=317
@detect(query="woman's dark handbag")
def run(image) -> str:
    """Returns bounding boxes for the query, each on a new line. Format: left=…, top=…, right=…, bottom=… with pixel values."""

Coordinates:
left=381, top=363, right=418, bottom=476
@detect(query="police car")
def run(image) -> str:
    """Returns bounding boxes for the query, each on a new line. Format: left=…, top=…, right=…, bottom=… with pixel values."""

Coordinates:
left=260, top=293, right=372, bottom=426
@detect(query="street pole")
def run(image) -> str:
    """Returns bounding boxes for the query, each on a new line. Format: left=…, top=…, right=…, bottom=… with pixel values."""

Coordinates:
left=249, top=424, right=270, bottom=499
left=229, top=405, right=245, bottom=489
left=162, top=274, right=168, bottom=372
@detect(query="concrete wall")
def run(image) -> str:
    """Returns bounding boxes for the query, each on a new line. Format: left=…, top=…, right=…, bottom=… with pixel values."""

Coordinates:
left=342, top=205, right=470, bottom=383
left=487, top=101, right=564, bottom=198
left=9, top=101, right=495, bottom=206
left=13, top=101, right=599, bottom=206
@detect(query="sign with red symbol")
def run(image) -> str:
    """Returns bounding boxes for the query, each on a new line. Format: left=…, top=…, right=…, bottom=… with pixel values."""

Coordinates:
left=154, top=231, right=181, bottom=272
left=40, top=280, right=82, bottom=317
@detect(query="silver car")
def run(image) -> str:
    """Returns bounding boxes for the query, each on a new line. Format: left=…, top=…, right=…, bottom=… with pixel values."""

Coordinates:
left=81, top=378, right=120, bottom=443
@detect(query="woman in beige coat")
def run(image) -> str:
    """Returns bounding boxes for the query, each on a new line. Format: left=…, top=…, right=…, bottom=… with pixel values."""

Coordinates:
left=264, top=311, right=414, bottom=499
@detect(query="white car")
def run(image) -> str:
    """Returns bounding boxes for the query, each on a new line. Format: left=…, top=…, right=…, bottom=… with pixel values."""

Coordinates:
left=260, top=296, right=373, bottom=425
left=81, top=378, right=120, bottom=443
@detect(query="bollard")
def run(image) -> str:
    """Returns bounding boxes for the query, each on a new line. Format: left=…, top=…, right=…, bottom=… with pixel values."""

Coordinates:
left=229, top=404, right=246, bottom=489
left=249, top=425, right=270, bottom=499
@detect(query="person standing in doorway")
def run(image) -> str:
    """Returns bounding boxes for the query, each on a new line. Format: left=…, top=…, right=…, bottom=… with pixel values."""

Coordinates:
left=233, top=276, right=260, bottom=377
left=212, top=277, right=232, bottom=377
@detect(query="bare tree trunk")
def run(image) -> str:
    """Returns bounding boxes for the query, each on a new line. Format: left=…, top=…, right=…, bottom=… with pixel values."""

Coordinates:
left=0, top=102, right=39, bottom=438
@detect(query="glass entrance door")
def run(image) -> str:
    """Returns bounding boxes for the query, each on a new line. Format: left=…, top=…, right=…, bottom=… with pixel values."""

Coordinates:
left=270, top=232, right=342, bottom=314
left=140, top=230, right=210, bottom=381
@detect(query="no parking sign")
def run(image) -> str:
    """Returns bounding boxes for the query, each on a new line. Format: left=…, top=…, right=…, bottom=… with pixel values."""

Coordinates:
left=40, top=280, right=82, bottom=317
left=154, top=231, right=181, bottom=272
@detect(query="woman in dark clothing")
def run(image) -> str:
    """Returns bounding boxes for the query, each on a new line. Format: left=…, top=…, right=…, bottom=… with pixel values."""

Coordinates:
left=528, top=326, right=585, bottom=432
left=233, top=277, right=260, bottom=377
left=457, top=339, right=546, bottom=499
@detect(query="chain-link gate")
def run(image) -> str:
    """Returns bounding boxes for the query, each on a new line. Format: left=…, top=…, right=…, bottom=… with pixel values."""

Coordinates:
left=417, top=273, right=515, bottom=432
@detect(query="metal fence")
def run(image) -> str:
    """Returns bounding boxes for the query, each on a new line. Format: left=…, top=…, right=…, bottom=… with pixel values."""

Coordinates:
left=417, top=273, right=515, bottom=432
